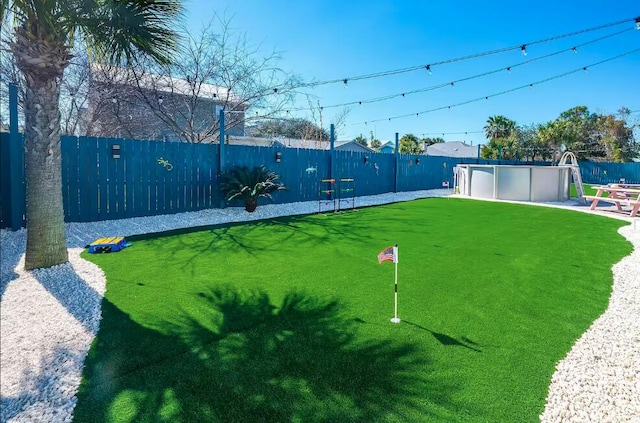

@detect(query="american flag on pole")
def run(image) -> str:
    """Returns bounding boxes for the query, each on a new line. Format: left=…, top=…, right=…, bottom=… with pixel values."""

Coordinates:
left=378, top=246, right=396, bottom=263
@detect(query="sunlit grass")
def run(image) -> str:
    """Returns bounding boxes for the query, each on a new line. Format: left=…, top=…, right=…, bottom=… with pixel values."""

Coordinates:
left=75, top=198, right=630, bottom=422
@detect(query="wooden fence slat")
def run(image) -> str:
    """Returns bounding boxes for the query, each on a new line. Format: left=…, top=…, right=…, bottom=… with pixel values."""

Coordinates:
left=106, top=138, right=119, bottom=218
left=123, top=139, right=135, bottom=218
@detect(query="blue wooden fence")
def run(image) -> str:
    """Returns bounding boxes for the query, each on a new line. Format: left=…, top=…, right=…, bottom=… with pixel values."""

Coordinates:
left=2, top=131, right=640, bottom=229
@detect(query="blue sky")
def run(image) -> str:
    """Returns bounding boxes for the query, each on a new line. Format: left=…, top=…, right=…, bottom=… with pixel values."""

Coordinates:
left=185, top=1, right=639, bottom=145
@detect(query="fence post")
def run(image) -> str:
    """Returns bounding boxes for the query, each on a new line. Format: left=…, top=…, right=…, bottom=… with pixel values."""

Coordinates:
left=394, top=132, right=399, bottom=193
left=9, top=83, right=24, bottom=230
left=329, top=124, right=335, bottom=182
left=218, top=108, right=226, bottom=208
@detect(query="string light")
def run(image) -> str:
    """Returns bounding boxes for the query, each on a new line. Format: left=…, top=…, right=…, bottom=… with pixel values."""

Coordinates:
left=426, top=65, right=432, bottom=74
left=521, top=45, right=527, bottom=56
left=348, top=48, right=640, bottom=126
left=288, top=29, right=629, bottom=112
left=299, top=17, right=637, bottom=87
left=572, top=46, right=578, bottom=53
left=635, top=17, right=640, bottom=30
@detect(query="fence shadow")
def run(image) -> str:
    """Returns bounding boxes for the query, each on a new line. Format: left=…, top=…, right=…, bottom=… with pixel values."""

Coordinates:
left=74, top=287, right=459, bottom=422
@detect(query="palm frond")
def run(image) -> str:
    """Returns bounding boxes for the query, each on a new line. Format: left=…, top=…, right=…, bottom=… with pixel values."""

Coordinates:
left=84, top=0, right=183, bottom=66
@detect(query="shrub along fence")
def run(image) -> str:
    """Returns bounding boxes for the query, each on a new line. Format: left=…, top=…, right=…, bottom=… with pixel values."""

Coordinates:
left=1, top=131, right=639, bottom=230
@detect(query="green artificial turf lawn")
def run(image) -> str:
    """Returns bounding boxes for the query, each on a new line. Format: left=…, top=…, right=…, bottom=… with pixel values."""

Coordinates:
left=571, top=183, right=606, bottom=198
left=75, top=198, right=631, bottom=423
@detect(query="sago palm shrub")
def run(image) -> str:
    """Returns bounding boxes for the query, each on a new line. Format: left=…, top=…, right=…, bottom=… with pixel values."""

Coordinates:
left=220, top=165, right=286, bottom=212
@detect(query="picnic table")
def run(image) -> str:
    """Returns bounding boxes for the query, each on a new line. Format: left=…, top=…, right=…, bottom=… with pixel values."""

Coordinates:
left=583, top=185, right=640, bottom=217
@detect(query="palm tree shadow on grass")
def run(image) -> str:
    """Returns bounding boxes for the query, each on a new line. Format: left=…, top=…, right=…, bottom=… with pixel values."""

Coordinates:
left=75, top=287, right=458, bottom=422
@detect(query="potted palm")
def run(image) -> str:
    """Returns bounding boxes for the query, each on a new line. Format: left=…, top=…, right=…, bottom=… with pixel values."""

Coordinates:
left=220, top=165, right=286, bottom=212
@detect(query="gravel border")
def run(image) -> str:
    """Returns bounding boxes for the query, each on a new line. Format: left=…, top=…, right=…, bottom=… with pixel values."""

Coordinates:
left=1, top=190, right=638, bottom=422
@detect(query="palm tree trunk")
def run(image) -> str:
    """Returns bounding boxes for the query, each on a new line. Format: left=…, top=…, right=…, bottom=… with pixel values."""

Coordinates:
left=23, top=79, right=68, bottom=269
left=12, top=29, right=70, bottom=270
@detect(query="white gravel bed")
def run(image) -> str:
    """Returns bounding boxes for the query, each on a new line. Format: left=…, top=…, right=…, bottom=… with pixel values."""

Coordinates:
left=540, top=223, right=640, bottom=423
left=0, top=190, right=638, bottom=422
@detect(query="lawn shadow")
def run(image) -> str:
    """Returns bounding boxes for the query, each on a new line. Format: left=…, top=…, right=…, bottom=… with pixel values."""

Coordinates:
left=128, top=213, right=378, bottom=271
left=75, top=287, right=458, bottom=422
left=403, top=320, right=482, bottom=353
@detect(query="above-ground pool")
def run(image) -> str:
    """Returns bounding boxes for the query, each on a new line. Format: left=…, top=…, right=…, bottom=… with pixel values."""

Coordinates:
left=454, top=164, right=571, bottom=202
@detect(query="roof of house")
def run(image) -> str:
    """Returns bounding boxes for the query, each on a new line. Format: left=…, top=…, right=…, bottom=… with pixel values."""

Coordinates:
left=89, top=63, right=243, bottom=104
left=426, top=141, right=478, bottom=158
left=335, top=140, right=376, bottom=152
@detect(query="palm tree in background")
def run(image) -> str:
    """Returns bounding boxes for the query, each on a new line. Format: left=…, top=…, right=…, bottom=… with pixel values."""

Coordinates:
left=484, top=115, right=516, bottom=140
left=1, top=0, right=183, bottom=269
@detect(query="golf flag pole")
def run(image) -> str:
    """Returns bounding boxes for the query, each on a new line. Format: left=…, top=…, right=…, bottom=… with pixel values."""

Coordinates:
left=378, top=244, right=400, bottom=323
left=391, top=244, right=400, bottom=323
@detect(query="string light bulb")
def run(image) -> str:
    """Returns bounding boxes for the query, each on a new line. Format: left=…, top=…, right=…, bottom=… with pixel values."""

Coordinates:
left=635, top=17, right=640, bottom=30
left=425, top=64, right=432, bottom=75
left=343, top=79, right=348, bottom=87
left=572, top=46, right=577, bottom=53
left=520, top=45, right=527, bottom=56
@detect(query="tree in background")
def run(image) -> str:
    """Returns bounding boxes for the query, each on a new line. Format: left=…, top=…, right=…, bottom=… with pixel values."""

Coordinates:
left=93, top=15, right=301, bottom=142
left=399, top=133, right=423, bottom=154
left=518, top=124, right=550, bottom=161
left=2, top=0, right=183, bottom=270
left=248, top=118, right=328, bottom=140
left=537, top=106, right=636, bottom=162
left=481, top=108, right=636, bottom=162
left=369, top=131, right=382, bottom=150
left=421, top=136, right=445, bottom=146
left=481, top=116, right=518, bottom=159
left=597, top=114, right=634, bottom=162
left=354, top=134, right=368, bottom=147
left=484, top=115, right=516, bottom=140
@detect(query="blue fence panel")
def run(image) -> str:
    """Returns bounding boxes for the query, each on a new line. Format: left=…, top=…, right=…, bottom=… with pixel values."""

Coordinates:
left=5, top=128, right=640, bottom=230
left=282, top=148, right=329, bottom=204
left=357, top=152, right=395, bottom=196
left=202, top=143, right=219, bottom=209
left=1, top=133, right=12, bottom=227
left=579, top=161, right=640, bottom=185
